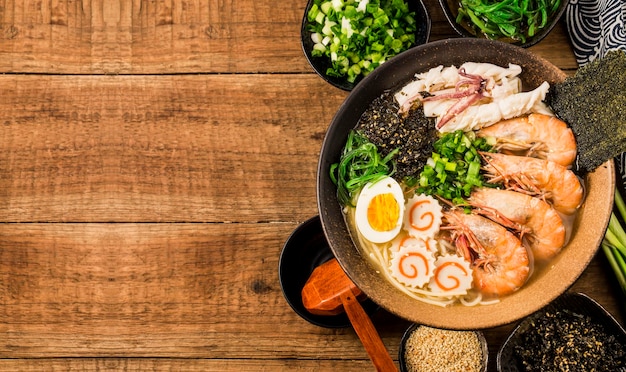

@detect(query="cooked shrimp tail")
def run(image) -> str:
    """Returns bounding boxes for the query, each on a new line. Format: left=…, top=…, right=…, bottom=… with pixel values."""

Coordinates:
left=477, top=113, right=577, bottom=167
left=470, top=188, right=566, bottom=262
left=443, top=211, right=530, bottom=296
left=482, top=152, right=584, bottom=214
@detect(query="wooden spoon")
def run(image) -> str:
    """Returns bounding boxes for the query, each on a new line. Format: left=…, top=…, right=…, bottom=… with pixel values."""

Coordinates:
left=302, top=258, right=398, bottom=372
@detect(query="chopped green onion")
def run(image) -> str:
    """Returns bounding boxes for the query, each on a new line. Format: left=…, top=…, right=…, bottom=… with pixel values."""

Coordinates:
left=415, top=130, right=494, bottom=205
left=306, top=0, right=417, bottom=83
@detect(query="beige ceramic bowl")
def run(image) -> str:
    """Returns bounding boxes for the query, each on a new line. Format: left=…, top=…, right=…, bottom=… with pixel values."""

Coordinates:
left=317, top=38, right=615, bottom=330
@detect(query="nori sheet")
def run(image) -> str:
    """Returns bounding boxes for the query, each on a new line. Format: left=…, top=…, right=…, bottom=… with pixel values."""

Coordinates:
left=547, top=49, right=626, bottom=174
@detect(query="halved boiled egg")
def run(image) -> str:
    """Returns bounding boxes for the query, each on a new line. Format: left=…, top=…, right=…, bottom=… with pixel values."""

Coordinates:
left=355, top=176, right=405, bottom=243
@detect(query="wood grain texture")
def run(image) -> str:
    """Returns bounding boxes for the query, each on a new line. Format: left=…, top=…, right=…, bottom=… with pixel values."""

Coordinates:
left=0, top=0, right=620, bottom=371
left=0, top=0, right=576, bottom=74
left=0, top=223, right=408, bottom=359
left=0, top=74, right=346, bottom=222
left=0, top=358, right=376, bottom=371
left=0, top=223, right=621, bottom=364
left=0, top=0, right=306, bottom=73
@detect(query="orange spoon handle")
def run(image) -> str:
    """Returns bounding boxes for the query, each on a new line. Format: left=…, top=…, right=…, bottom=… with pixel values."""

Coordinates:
left=340, top=289, right=398, bottom=372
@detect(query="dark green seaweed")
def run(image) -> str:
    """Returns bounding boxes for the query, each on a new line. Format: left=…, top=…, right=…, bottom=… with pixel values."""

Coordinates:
left=513, top=309, right=626, bottom=371
left=548, top=50, right=626, bottom=173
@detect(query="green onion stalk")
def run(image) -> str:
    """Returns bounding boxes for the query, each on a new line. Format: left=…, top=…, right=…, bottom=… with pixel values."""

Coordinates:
left=330, top=130, right=398, bottom=206
left=602, top=186, right=626, bottom=300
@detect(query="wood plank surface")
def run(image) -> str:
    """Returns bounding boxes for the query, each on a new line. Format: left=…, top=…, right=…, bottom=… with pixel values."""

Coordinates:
left=0, top=223, right=622, bottom=362
left=0, top=223, right=406, bottom=358
left=0, top=0, right=622, bottom=371
left=0, top=74, right=344, bottom=222
left=0, top=0, right=307, bottom=73
left=0, top=0, right=576, bottom=74
left=0, top=358, right=375, bottom=371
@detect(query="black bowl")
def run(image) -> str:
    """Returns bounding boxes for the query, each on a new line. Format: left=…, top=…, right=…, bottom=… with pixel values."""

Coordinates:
left=497, top=292, right=626, bottom=371
left=278, top=215, right=379, bottom=328
left=439, top=0, right=569, bottom=48
left=316, top=38, right=615, bottom=330
left=300, top=0, right=431, bottom=91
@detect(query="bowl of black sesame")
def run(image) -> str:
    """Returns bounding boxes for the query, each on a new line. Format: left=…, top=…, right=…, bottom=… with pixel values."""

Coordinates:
left=497, top=292, right=626, bottom=372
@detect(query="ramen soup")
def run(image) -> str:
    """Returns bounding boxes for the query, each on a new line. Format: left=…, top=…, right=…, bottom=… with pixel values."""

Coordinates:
left=333, top=62, right=583, bottom=307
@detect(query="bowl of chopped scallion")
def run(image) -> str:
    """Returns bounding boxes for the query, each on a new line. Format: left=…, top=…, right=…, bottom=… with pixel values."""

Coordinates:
left=439, top=0, right=568, bottom=48
left=301, top=0, right=431, bottom=91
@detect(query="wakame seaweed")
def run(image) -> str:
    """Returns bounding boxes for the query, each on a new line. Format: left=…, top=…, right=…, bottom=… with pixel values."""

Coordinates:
left=547, top=50, right=626, bottom=173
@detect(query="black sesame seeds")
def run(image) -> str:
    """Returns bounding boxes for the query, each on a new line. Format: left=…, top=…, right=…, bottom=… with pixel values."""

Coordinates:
left=356, top=92, right=438, bottom=180
left=513, top=309, right=626, bottom=371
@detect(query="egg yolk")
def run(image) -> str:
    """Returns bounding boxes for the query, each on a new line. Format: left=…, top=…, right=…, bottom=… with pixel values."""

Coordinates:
left=367, top=193, right=400, bottom=232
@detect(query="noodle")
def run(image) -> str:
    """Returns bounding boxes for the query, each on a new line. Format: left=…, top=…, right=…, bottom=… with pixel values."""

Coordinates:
left=459, top=293, right=484, bottom=307
left=340, top=62, right=583, bottom=309
left=349, top=208, right=471, bottom=307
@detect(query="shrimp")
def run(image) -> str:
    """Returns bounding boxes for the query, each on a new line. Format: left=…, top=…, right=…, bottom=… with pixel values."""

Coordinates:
left=443, top=211, right=530, bottom=297
left=477, top=113, right=577, bottom=167
left=470, top=188, right=566, bottom=262
left=482, top=152, right=584, bottom=215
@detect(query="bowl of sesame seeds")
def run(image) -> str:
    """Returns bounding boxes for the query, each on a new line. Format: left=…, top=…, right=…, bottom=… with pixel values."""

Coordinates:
left=399, top=323, right=488, bottom=372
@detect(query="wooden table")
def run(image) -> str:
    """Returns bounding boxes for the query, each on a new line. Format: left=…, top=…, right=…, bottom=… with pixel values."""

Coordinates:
left=0, top=1, right=623, bottom=371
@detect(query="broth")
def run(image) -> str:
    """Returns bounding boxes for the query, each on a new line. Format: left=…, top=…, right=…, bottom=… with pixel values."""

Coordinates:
left=341, top=82, right=584, bottom=307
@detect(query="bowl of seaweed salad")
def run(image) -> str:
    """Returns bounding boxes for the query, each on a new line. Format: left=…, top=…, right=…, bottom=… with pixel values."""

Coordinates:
left=440, top=0, right=568, bottom=48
